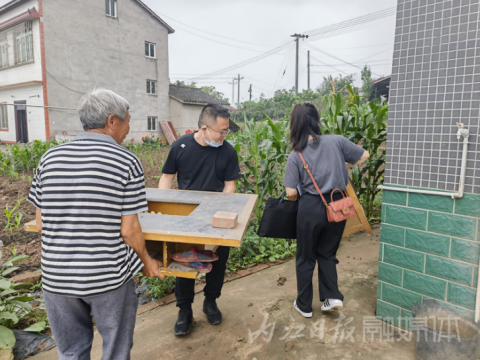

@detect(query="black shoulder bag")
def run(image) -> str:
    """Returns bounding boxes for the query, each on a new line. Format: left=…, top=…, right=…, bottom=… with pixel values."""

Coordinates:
left=257, top=190, right=298, bottom=239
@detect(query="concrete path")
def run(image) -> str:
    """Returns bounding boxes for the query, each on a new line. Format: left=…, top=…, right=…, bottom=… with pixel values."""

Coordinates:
left=32, top=228, right=416, bottom=360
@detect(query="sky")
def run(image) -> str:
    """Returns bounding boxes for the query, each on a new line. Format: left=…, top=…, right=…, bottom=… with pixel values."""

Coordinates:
left=0, top=0, right=398, bottom=105
left=146, top=0, right=398, bottom=104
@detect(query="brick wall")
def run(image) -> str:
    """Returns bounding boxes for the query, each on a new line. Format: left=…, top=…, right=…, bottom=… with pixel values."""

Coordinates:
left=377, top=186, right=480, bottom=325
left=377, top=0, right=480, bottom=326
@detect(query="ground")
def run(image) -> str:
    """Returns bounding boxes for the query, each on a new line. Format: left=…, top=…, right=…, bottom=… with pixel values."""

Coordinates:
left=31, top=227, right=416, bottom=360
left=0, top=147, right=171, bottom=275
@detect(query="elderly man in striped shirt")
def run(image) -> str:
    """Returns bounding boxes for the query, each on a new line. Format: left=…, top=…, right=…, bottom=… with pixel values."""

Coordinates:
left=28, top=89, right=163, bottom=360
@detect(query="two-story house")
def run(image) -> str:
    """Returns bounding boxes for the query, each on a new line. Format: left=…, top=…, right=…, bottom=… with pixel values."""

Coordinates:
left=0, top=0, right=174, bottom=143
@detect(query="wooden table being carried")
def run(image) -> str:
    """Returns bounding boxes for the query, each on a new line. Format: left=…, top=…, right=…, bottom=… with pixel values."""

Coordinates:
left=24, top=184, right=371, bottom=279
left=25, top=189, right=258, bottom=279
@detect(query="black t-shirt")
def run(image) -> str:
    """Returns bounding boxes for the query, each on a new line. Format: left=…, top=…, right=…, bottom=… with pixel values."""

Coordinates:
left=162, top=133, right=241, bottom=192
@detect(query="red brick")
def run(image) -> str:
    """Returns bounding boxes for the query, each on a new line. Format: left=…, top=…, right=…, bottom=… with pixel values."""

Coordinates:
left=212, top=211, right=238, bottom=229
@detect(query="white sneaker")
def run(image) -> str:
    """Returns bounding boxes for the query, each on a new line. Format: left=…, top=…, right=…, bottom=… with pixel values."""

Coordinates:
left=294, top=300, right=312, bottom=318
left=321, top=299, right=343, bottom=312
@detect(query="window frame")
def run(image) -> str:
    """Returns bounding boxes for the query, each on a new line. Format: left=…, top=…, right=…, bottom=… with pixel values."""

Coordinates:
left=105, top=0, right=117, bottom=18
left=0, top=103, right=9, bottom=131
left=146, top=80, right=157, bottom=95
left=0, top=35, right=8, bottom=69
left=145, top=41, right=156, bottom=58
left=13, top=22, right=33, bottom=66
left=147, top=116, right=157, bottom=131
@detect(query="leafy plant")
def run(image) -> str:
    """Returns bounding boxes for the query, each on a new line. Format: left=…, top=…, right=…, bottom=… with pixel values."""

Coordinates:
left=138, top=275, right=176, bottom=299
left=227, top=225, right=296, bottom=272
left=4, top=199, right=25, bottom=232
left=228, top=116, right=290, bottom=221
left=0, top=250, right=47, bottom=349
left=320, top=85, right=387, bottom=219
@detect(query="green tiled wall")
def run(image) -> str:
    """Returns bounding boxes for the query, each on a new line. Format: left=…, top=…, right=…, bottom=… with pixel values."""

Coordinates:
left=377, top=189, right=480, bottom=327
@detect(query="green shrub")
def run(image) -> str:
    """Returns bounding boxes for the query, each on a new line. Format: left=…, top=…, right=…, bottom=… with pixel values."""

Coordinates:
left=0, top=249, right=47, bottom=349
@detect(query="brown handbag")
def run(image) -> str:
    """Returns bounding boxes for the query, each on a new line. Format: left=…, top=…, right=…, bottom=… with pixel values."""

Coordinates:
left=298, top=152, right=356, bottom=223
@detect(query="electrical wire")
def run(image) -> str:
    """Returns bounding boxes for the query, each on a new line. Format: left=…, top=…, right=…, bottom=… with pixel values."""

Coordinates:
left=156, top=12, right=269, bottom=48
left=304, top=7, right=396, bottom=41
left=189, top=41, right=293, bottom=81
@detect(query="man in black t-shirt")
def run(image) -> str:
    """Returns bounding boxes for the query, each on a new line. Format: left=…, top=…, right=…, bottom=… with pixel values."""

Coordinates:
left=159, top=103, right=241, bottom=336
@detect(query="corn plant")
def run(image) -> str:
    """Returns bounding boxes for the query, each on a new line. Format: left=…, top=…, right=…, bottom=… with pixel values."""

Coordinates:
left=320, top=85, right=388, bottom=219
left=228, top=116, right=290, bottom=221
left=4, top=200, right=24, bottom=232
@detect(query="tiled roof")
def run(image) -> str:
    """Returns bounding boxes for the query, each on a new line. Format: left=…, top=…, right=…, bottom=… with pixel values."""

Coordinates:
left=169, top=85, right=230, bottom=106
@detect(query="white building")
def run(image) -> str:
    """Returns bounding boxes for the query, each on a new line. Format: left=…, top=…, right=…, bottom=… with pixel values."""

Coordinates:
left=0, top=0, right=174, bottom=144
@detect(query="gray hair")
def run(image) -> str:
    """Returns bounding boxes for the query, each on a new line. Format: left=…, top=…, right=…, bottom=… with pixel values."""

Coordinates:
left=78, top=89, right=130, bottom=130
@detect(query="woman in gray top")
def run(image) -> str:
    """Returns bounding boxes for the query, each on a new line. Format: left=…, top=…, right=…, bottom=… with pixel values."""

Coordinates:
left=283, top=103, right=369, bottom=317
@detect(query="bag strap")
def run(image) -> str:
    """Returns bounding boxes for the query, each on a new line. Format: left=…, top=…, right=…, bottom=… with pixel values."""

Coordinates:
left=298, top=152, right=329, bottom=208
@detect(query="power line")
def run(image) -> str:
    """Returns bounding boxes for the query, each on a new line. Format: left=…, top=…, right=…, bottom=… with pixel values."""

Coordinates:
left=304, top=43, right=383, bottom=77
left=304, top=7, right=396, bottom=41
left=156, top=12, right=269, bottom=48
left=301, top=50, right=350, bottom=76
left=165, top=21, right=272, bottom=53
left=189, top=41, right=293, bottom=81
left=310, top=59, right=392, bottom=67
left=322, top=43, right=393, bottom=50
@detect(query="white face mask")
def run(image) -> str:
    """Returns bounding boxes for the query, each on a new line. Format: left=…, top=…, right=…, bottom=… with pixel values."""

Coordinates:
left=202, top=127, right=224, bottom=148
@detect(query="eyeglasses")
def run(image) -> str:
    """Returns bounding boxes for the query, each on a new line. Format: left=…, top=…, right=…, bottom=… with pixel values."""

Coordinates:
left=207, top=126, right=231, bottom=137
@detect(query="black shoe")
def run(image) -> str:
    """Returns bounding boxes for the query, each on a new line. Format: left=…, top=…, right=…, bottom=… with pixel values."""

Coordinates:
left=203, top=298, right=223, bottom=325
left=174, top=308, right=193, bottom=336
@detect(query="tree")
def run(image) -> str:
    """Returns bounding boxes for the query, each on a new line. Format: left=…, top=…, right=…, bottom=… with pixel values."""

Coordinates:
left=316, top=74, right=354, bottom=96
left=361, top=65, right=374, bottom=101
left=170, top=81, right=228, bottom=102
left=171, top=80, right=197, bottom=88
left=198, top=85, right=229, bottom=103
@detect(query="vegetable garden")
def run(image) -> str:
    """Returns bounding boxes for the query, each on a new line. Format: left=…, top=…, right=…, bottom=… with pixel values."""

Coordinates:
left=0, top=86, right=387, bottom=351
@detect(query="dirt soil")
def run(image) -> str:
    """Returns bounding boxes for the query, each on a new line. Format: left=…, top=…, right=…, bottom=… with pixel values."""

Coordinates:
left=31, top=227, right=416, bottom=360
left=0, top=147, right=173, bottom=276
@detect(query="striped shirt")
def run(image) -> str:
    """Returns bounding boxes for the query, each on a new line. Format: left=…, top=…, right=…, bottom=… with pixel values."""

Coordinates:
left=28, top=132, right=148, bottom=297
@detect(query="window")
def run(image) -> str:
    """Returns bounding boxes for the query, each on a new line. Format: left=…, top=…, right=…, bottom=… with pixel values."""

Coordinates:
left=0, top=35, right=8, bottom=68
left=14, top=22, right=33, bottom=65
left=0, top=104, right=7, bottom=130
left=145, top=41, right=155, bottom=58
left=147, top=116, right=157, bottom=131
left=146, top=80, right=156, bottom=95
left=105, top=0, right=117, bottom=17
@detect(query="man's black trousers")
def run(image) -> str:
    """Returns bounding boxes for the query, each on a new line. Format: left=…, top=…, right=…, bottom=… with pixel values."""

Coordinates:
left=295, top=192, right=346, bottom=313
left=175, top=246, right=230, bottom=309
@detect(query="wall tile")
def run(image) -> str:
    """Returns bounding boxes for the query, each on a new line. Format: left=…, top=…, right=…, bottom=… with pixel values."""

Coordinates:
left=408, top=193, right=454, bottom=212
left=400, top=309, right=413, bottom=330
left=376, top=300, right=401, bottom=326
left=382, top=283, right=423, bottom=311
left=383, top=190, right=408, bottom=205
left=425, top=255, right=473, bottom=285
left=403, top=270, right=447, bottom=300
left=381, top=224, right=406, bottom=246
left=378, top=262, right=404, bottom=286
left=451, top=238, right=480, bottom=264
left=447, top=282, right=476, bottom=310
left=405, top=229, right=450, bottom=256
left=455, top=193, right=480, bottom=217
left=428, top=212, right=477, bottom=240
left=384, top=244, right=425, bottom=272
left=385, top=205, right=428, bottom=230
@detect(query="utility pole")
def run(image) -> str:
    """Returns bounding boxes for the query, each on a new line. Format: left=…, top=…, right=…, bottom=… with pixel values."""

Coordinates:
left=228, top=78, right=237, bottom=107
left=248, top=84, right=252, bottom=101
left=307, top=50, right=310, bottom=91
left=237, top=74, right=244, bottom=107
left=290, top=33, right=308, bottom=95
